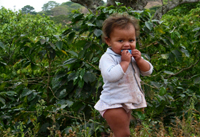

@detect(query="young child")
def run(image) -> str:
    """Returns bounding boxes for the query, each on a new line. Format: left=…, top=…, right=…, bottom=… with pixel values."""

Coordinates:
left=94, top=13, right=153, bottom=137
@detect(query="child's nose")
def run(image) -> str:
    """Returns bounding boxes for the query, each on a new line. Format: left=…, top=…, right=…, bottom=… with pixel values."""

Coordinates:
left=124, top=42, right=130, bottom=46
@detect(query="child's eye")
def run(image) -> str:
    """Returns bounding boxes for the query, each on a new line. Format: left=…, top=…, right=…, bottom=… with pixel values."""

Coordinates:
left=129, top=39, right=134, bottom=42
left=118, top=40, right=123, bottom=42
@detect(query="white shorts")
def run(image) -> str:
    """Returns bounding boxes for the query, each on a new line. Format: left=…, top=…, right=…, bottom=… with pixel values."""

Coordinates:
left=99, top=104, right=131, bottom=117
left=94, top=100, right=146, bottom=117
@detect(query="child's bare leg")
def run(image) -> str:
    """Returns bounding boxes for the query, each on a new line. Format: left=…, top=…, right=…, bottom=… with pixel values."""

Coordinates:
left=103, top=108, right=131, bottom=137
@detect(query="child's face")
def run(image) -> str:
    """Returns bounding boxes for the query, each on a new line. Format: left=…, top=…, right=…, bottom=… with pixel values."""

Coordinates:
left=105, top=24, right=136, bottom=55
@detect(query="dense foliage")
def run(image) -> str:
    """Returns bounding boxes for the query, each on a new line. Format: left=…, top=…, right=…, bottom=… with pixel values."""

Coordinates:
left=0, top=2, right=200, bottom=136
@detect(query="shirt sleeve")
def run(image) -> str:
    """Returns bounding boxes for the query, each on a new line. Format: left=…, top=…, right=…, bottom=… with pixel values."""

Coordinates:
left=140, top=60, right=153, bottom=76
left=99, top=54, right=125, bottom=82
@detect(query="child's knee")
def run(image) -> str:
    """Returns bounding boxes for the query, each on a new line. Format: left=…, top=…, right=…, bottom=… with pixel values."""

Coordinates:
left=123, top=130, right=130, bottom=137
left=115, top=129, right=130, bottom=137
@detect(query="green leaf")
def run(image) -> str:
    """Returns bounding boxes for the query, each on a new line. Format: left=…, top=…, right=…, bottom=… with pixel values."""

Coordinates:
left=80, top=69, right=85, bottom=79
left=145, top=22, right=153, bottom=31
left=38, top=50, right=46, bottom=60
left=63, top=58, right=77, bottom=65
left=94, top=29, right=102, bottom=37
left=0, top=97, right=5, bottom=105
left=168, top=52, right=175, bottom=62
left=192, top=27, right=200, bottom=32
left=75, top=40, right=87, bottom=48
left=115, top=2, right=122, bottom=6
left=194, top=31, right=200, bottom=38
left=49, top=49, right=56, bottom=60
left=62, top=28, right=72, bottom=36
left=172, top=49, right=182, bottom=62
left=96, top=20, right=103, bottom=27
left=0, top=41, right=5, bottom=50
left=141, top=53, right=150, bottom=60
left=164, top=71, right=174, bottom=75
left=6, top=91, right=16, bottom=96
left=68, top=72, right=76, bottom=81
left=159, top=87, right=166, bottom=96
left=150, top=81, right=161, bottom=88
left=135, top=111, right=146, bottom=120
left=50, top=43, right=56, bottom=50
left=0, top=61, right=7, bottom=66
left=56, top=99, right=73, bottom=109
left=161, top=54, right=169, bottom=59
left=78, top=49, right=85, bottom=59
left=67, top=50, right=78, bottom=57
left=86, top=23, right=95, bottom=26
left=40, top=39, right=46, bottom=45
left=180, top=48, right=190, bottom=57
left=20, top=89, right=33, bottom=98
left=56, top=41, right=63, bottom=50
left=68, top=32, right=75, bottom=44
left=58, top=89, right=67, bottom=98
left=194, top=77, right=200, bottom=84
left=83, top=72, right=96, bottom=83
left=157, top=95, right=165, bottom=102
left=78, top=80, right=84, bottom=88
left=72, top=13, right=84, bottom=22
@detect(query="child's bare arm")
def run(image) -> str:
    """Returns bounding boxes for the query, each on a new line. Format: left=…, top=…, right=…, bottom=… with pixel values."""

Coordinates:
left=132, top=49, right=150, bottom=72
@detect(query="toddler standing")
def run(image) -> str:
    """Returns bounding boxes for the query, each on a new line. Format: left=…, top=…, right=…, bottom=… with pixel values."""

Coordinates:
left=94, top=13, right=153, bottom=137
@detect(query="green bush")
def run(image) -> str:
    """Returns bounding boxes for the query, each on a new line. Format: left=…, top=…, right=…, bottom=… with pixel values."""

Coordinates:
left=0, top=3, right=200, bottom=136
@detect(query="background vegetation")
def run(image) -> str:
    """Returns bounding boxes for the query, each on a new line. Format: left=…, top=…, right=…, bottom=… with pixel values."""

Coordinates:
left=0, top=1, right=200, bottom=136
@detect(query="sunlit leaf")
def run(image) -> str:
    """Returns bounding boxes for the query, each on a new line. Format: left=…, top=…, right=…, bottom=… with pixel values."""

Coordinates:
left=63, top=58, right=77, bottom=65
left=67, top=50, right=78, bottom=57
left=61, top=50, right=68, bottom=55
left=40, top=39, right=45, bottom=45
left=194, top=77, right=200, bottom=84
left=161, top=54, right=169, bottom=59
left=20, top=89, right=33, bottom=98
left=115, top=1, right=122, bottom=6
left=86, top=23, right=95, bottom=26
left=0, top=41, right=5, bottom=49
left=192, top=27, right=200, bottom=32
left=56, top=99, right=73, bottom=109
left=164, top=71, right=174, bottom=75
left=150, top=81, right=161, bottom=88
left=180, top=48, right=190, bottom=57
left=0, top=97, right=5, bottom=105
left=94, top=29, right=102, bottom=37
left=145, top=22, right=153, bottom=30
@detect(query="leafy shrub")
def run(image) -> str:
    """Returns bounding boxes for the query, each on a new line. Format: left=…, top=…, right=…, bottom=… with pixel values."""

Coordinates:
left=0, top=2, right=200, bottom=136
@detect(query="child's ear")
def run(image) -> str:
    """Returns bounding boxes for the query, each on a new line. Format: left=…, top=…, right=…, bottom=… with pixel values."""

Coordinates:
left=105, top=37, right=111, bottom=46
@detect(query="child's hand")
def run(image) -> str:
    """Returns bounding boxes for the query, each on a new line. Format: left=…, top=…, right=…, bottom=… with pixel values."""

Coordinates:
left=121, top=50, right=132, bottom=63
left=120, top=50, right=132, bottom=72
left=132, top=49, right=141, bottom=62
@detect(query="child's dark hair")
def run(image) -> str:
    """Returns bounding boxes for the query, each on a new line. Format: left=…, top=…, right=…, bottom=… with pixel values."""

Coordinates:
left=102, top=13, right=140, bottom=42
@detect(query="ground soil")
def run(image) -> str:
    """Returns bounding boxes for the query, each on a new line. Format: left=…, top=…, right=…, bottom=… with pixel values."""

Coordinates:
left=145, top=0, right=162, bottom=9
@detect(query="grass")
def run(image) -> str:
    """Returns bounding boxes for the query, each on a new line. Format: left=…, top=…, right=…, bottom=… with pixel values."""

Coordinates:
left=1, top=108, right=200, bottom=137
left=65, top=109, right=200, bottom=137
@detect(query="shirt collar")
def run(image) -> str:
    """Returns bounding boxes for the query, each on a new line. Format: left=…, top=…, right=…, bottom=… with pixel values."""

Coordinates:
left=106, top=48, right=120, bottom=56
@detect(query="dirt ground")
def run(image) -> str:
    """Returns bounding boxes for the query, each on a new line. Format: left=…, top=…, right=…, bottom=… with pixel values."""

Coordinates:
left=145, top=0, right=162, bottom=9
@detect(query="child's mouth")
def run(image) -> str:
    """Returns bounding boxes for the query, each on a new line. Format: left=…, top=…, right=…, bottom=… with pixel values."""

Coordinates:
left=121, top=49, right=132, bottom=54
